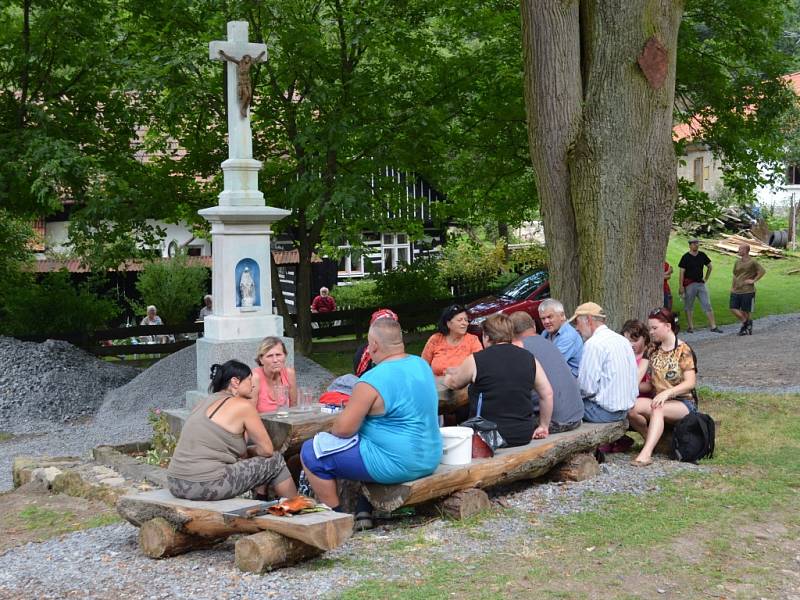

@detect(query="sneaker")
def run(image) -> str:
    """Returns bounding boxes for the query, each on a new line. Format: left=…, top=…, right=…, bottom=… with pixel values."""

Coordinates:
left=746, top=319, right=753, bottom=335
left=710, top=327, right=724, bottom=333
left=686, top=327, right=694, bottom=333
left=738, top=323, right=748, bottom=336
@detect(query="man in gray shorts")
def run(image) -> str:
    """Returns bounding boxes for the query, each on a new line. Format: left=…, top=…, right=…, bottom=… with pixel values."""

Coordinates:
left=678, top=238, right=723, bottom=333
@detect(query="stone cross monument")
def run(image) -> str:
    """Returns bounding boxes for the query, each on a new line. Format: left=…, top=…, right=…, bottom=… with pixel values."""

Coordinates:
left=186, top=21, right=291, bottom=406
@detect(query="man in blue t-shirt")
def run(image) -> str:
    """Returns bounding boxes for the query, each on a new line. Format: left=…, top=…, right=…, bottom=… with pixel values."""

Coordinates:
left=301, top=318, right=442, bottom=520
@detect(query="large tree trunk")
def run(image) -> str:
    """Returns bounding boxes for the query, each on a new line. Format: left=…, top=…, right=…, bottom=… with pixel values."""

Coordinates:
left=521, top=0, right=683, bottom=328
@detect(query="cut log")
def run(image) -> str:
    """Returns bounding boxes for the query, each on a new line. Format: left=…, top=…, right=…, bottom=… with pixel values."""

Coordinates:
left=547, top=452, right=600, bottom=482
left=439, top=488, right=490, bottom=520
left=362, top=421, right=627, bottom=511
left=235, top=530, right=322, bottom=573
left=139, top=517, right=222, bottom=558
left=117, top=489, right=353, bottom=551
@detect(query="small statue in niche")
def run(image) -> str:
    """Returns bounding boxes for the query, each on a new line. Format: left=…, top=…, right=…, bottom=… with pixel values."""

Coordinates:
left=218, top=50, right=266, bottom=119
left=239, top=267, right=256, bottom=307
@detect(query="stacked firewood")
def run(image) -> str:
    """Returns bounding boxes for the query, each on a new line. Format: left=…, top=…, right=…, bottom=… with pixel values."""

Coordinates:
left=710, top=232, right=785, bottom=258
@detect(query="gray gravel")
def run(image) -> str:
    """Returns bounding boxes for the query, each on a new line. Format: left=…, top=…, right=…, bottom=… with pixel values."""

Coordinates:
left=0, top=341, right=335, bottom=493
left=0, top=454, right=703, bottom=600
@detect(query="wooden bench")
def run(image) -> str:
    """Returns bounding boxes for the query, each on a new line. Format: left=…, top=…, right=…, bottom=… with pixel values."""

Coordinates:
left=359, top=421, right=628, bottom=515
left=117, top=489, right=353, bottom=572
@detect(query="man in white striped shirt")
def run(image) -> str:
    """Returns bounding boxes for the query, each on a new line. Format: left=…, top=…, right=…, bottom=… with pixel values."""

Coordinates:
left=570, top=302, right=638, bottom=423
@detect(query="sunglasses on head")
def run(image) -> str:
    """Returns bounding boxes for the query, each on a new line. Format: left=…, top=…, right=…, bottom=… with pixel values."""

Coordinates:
left=649, top=307, right=672, bottom=320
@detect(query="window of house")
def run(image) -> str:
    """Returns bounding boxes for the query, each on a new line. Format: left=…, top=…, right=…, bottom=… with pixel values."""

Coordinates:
left=337, top=242, right=366, bottom=277
left=787, top=165, right=800, bottom=186
left=380, top=233, right=412, bottom=270
left=693, top=157, right=704, bottom=191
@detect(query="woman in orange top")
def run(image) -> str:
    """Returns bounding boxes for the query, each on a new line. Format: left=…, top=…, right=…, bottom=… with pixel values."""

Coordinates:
left=421, top=304, right=482, bottom=376
left=252, top=337, right=297, bottom=413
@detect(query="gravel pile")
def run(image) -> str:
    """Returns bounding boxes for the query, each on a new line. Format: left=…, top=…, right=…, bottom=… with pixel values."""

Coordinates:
left=0, top=337, right=140, bottom=432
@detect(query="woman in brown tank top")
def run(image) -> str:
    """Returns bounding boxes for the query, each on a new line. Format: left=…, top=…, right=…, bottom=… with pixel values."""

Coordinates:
left=166, top=360, right=297, bottom=501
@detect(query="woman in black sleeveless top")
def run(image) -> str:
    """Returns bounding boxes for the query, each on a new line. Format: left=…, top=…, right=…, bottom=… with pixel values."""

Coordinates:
left=444, top=313, right=554, bottom=447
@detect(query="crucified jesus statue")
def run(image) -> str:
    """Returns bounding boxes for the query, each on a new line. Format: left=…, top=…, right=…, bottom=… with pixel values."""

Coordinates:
left=218, top=50, right=266, bottom=119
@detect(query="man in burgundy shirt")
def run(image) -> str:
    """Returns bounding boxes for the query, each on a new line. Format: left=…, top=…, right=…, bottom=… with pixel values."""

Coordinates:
left=311, top=287, right=336, bottom=313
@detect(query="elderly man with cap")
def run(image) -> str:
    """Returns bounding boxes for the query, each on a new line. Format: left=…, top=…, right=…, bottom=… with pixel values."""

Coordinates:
left=571, top=302, right=638, bottom=423
left=678, top=238, right=722, bottom=333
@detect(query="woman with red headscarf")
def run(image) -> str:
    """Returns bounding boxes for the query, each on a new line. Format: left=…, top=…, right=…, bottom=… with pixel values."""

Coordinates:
left=353, top=308, right=399, bottom=376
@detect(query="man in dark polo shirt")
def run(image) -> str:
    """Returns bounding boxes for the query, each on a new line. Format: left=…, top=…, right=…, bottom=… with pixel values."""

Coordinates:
left=678, top=238, right=723, bottom=333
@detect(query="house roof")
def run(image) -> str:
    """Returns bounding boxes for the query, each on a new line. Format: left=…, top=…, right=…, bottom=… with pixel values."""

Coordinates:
left=32, top=256, right=212, bottom=273
left=272, top=249, right=323, bottom=265
left=673, top=71, right=800, bottom=143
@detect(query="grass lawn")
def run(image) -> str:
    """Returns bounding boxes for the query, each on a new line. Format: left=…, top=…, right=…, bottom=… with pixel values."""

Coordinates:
left=340, top=389, right=800, bottom=598
left=667, top=234, right=800, bottom=329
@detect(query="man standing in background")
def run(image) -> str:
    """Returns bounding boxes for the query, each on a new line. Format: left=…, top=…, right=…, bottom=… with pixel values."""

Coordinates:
left=678, top=238, right=723, bottom=333
left=730, top=243, right=766, bottom=336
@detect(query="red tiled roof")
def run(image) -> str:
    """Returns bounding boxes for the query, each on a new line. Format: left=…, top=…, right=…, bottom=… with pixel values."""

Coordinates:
left=272, top=249, right=322, bottom=265
left=32, top=256, right=212, bottom=273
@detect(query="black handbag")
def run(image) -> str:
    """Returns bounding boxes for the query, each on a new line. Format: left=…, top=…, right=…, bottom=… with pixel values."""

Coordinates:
left=460, top=393, right=506, bottom=453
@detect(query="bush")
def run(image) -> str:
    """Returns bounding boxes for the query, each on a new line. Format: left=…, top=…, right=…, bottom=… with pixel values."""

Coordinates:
left=437, top=236, right=507, bottom=280
left=508, top=244, right=549, bottom=273
left=330, top=279, right=380, bottom=310
left=0, top=270, right=119, bottom=337
left=373, top=259, right=450, bottom=305
left=133, top=256, right=208, bottom=324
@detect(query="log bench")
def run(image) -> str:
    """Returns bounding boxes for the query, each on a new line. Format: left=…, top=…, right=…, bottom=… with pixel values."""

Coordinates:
left=360, top=420, right=628, bottom=515
left=117, top=489, right=353, bottom=572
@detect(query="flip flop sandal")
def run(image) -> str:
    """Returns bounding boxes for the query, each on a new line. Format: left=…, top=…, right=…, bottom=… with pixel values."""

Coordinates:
left=630, top=458, right=653, bottom=467
left=354, top=511, right=374, bottom=531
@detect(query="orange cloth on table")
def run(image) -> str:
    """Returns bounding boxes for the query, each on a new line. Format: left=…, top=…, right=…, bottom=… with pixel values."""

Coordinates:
left=421, top=332, right=482, bottom=376
left=253, top=366, right=290, bottom=413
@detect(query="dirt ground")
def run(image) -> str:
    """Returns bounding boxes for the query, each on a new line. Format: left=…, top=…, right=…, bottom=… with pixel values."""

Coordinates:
left=690, top=313, right=800, bottom=393
left=0, top=485, right=119, bottom=553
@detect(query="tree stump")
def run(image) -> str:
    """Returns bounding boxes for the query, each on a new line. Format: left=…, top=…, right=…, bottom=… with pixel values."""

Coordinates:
left=439, top=488, right=491, bottom=520
left=139, top=517, right=223, bottom=558
left=547, top=452, right=600, bottom=482
left=235, top=530, right=322, bottom=573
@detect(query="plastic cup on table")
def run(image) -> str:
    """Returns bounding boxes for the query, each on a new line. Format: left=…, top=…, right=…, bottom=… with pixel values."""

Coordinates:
left=274, top=384, right=289, bottom=417
left=299, top=387, right=315, bottom=412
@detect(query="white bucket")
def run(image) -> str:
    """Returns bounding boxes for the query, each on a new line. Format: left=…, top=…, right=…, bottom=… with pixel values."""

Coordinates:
left=439, top=426, right=473, bottom=466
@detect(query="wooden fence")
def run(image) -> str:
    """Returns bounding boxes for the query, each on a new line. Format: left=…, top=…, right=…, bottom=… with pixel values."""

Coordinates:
left=18, top=290, right=495, bottom=357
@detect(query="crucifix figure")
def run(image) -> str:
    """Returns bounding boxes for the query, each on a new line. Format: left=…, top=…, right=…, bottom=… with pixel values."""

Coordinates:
left=209, top=21, right=268, bottom=160
left=218, top=49, right=266, bottom=118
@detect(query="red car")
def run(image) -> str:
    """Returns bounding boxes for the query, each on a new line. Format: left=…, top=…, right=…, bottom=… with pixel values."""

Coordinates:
left=466, top=270, right=550, bottom=337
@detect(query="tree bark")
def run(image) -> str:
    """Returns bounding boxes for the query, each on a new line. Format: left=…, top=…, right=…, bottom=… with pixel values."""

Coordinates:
left=235, top=530, right=322, bottom=573
left=521, top=0, right=683, bottom=327
left=139, top=517, right=223, bottom=558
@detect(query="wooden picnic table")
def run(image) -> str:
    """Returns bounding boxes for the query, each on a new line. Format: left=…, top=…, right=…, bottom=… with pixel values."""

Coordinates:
left=260, top=408, right=337, bottom=456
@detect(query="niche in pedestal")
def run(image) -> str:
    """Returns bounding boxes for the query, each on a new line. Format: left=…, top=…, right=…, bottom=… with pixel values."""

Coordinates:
left=235, top=258, right=261, bottom=310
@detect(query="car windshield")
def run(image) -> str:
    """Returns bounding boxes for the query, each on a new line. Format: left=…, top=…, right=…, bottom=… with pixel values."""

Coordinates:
left=500, top=270, right=548, bottom=300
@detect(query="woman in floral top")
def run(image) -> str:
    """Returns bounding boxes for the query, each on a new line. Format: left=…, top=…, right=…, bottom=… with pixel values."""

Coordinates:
left=628, top=307, right=698, bottom=466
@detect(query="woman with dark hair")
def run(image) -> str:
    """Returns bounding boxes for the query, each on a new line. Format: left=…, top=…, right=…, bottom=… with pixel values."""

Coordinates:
left=166, top=360, right=297, bottom=501
left=421, top=304, right=482, bottom=376
left=444, top=313, right=554, bottom=445
left=620, top=319, right=653, bottom=397
left=628, top=308, right=698, bottom=466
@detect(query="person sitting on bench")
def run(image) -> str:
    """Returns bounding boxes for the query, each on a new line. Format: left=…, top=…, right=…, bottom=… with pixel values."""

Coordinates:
left=628, top=307, right=698, bottom=467
left=445, top=313, right=554, bottom=445
left=300, top=318, right=442, bottom=517
left=167, top=360, right=297, bottom=501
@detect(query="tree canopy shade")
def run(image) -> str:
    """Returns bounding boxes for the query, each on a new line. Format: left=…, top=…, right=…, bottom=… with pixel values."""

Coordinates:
left=521, top=0, right=799, bottom=325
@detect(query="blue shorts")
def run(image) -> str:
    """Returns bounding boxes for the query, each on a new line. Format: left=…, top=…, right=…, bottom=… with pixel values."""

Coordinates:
left=300, top=439, right=375, bottom=482
left=677, top=398, right=698, bottom=414
left=582, top=399, right=628, bottom=423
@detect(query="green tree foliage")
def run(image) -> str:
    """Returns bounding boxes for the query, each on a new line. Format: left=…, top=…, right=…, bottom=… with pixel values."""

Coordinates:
left=0, top=1, right=174, bottom=269
left=0, top=271, right=119, bottom=337
left=133, top=256, right=208, bottom=325
left=676, top=0, right=800, bottom=195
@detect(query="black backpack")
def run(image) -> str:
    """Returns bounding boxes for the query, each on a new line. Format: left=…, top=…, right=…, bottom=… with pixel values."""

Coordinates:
left=671, top=412, right=715, bottom=463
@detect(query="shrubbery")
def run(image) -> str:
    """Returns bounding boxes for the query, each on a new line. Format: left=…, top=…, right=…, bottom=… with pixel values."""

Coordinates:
left=133, top=255, right=209, bottom=324
left=0, top=270, right=119, bottom=337
left=330, top=279, right=380, bottom=309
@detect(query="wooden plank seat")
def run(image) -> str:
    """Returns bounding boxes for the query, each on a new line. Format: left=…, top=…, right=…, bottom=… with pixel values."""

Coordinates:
left=361, top=421, right=628, bottom=512
left=117, top=489, right=353, bottom=570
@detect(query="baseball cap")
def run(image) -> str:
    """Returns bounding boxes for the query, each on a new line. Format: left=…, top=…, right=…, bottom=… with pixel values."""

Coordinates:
left=568, top=302, right=607, bottom=322
left=688, top=237, right=700, bottom=244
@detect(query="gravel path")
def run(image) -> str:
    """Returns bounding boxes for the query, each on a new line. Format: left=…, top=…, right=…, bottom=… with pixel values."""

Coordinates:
left=0, top=453, right=702, bottom=600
